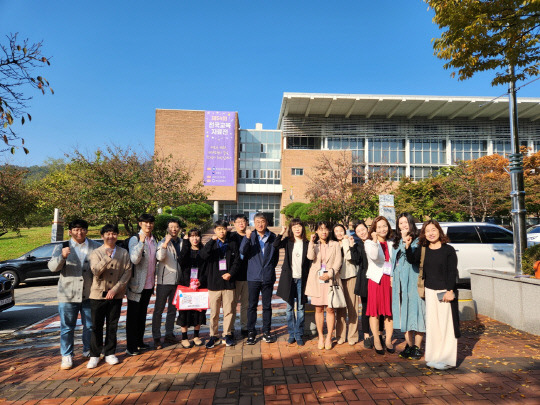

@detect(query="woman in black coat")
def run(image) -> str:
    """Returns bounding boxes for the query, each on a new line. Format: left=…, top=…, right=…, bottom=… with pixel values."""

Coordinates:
left=274, top=218, right=311, bottom=346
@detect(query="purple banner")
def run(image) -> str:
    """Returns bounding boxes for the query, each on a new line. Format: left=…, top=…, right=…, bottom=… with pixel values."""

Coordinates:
left=203, top=111, right=236, bottom=186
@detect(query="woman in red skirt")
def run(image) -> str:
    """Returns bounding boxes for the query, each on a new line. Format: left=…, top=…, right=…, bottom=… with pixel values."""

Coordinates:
left=364, top=216, right=395, bottom=355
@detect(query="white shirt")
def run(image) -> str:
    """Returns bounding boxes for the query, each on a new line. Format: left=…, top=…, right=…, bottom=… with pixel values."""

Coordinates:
left=292, top=239, right=303, bottom=279
left=70, top=238, right=89, bottom=264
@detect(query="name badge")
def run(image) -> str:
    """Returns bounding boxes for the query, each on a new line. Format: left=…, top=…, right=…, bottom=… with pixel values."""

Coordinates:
left=219, top=259, right=227, bottom=271
left=382, top=261, right=392, bottom=276
left=319, top=264, right=328, bottom=284
left=190, top=268, right=198, bottom=279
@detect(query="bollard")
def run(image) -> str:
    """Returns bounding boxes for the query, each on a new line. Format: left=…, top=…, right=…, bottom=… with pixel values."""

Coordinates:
left=458, top=289, right=476, bottom=321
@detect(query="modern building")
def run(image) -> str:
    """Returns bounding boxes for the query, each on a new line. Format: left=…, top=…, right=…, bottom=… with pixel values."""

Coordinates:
left=154, top=93, right=540, bottom=225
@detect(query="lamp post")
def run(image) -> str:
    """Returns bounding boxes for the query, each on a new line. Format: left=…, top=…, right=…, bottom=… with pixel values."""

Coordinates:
left=508, top=65, right=527, bottom=276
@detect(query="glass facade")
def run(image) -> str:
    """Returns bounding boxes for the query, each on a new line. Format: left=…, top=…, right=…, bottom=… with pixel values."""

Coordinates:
left=238, top=129, right=281, bottom=185
left=220, top=193, right=282, bottom=226
left=451, top=140, right=488, bottom=163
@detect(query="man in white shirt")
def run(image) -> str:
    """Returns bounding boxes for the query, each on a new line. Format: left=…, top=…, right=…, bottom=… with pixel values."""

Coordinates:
left=48, top=219, right=101, bottom=370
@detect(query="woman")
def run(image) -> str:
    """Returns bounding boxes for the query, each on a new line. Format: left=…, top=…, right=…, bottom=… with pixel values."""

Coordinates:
left=365, top=216, right=395, bottom=355
left=405, top=220, right=460, bottom=370
left=274, top=218, right=311, bottom=346
left=333, top=224, right=360, bottom=346
left=305, top=221, right=342, bottom=350
left=176, top=228, right=207, bottom=348
left=392, top=213, right=426, bottom=360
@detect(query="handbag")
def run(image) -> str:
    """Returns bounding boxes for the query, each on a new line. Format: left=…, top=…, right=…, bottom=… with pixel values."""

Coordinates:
left=417, top=246, right=426, bottom=299
left=327, top=274, right=347, bottom=308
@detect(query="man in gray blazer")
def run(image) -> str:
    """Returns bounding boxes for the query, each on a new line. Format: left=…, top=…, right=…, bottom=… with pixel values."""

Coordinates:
left=152, top=218, right=183, bottom=348
left=48, top=219, right=101, bottom=370
left=126, top=213, right=158, bottom=355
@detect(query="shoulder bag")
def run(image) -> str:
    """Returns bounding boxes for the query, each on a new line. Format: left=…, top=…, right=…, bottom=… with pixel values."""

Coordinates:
left=328, top=273, right=347, bottom=308
left=417, top=246, right=426, bottom=299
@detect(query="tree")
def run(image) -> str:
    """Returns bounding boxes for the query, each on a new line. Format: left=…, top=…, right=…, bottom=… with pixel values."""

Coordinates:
left=1, top=33, right=53, bottom=154
left=305, top=151, right=391, bottom=225
left=426, top=0, right=540, bottom=85
left=0, top=164, right=36, bottom=236
left=170, top=203, right=214, bottom=227
left=36, top=146, right=208, bottom=234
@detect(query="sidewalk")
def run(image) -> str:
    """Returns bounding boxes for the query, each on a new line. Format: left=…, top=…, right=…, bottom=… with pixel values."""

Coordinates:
left=0, top=314, right=539, bottom=404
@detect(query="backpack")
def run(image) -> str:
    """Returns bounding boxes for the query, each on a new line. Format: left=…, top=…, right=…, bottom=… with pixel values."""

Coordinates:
left=116, top=234, right=140, bottom=252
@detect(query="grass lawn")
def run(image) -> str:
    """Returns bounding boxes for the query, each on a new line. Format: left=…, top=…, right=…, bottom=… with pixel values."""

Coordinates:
left=0, top=226, right=103, bottom=261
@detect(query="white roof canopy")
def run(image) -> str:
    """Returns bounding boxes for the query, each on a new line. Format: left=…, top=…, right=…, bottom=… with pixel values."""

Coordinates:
left=277, top=93, right=540, bottom=128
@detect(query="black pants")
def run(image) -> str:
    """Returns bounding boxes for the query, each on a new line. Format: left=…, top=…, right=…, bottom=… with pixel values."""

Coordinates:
left=152, top=284, right=177, bottom=339
left=126, top=288, right=152, bottom=351
left=90, top=298, right=122, bottom=357
left=247, top=281, right=273, bottom=334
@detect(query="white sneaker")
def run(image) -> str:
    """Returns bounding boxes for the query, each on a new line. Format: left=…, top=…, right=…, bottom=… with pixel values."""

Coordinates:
left=87, top=357, right=100, bottom=369
left=60, top=355, right=73, bottom=370
left=105, top=354, right=119, bottom=365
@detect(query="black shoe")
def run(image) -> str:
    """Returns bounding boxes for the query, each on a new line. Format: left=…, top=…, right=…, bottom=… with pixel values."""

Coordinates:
left=241, top=329, right=249, bottom=338
left=408, top=345, right=423, bottom=360
left=287, top=336, right=296, bottom=344
left=246, top=332, right=257, bottom=345
left=125, top=349, right=140, bottom=356
left=386, top=346, right=395, bottom=354
left=225, top=335, right=236, bottom=347
left=138, top=343, right=150, bottom=351
left=399, top=344, right=411, bottom=358
left=262, top=333, right=276, bottom=343
left=205, top=336, right=220, bottom=349
left=363, top=336, right=373, bottom=349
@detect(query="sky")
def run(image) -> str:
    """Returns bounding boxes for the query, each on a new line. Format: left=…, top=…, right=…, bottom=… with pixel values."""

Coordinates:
left=2, top=0, right=539, bottom=167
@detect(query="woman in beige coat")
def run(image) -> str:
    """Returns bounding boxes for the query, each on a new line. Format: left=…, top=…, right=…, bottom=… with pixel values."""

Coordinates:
left=305, top=221, right=342, bottom=350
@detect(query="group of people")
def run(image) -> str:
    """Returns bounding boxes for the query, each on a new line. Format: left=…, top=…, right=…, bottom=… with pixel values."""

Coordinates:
left=48, top=211, right=460, bottom=372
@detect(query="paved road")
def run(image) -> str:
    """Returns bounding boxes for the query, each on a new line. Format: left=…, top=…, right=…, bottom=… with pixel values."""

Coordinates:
left=0, top=278, right=58, bottom=334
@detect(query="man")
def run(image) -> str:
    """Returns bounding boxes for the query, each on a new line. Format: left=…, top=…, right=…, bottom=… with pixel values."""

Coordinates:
left=126, top=213, right=158, bottom=355
left=240, top=213, right=279, bottom=344
left=229, top=214, right=249, bottom=338
left=48, top=219, right=101, bottom=370
left=152, top=219, right=183, bottom=348
left=87, top=224, right=132, bottom=368
left=200, top=220, right=240, bottom=348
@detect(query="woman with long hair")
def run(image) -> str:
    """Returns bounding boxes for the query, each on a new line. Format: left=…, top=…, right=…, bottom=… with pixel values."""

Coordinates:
left=274, top=218, right=311, bottom=346
left=305, top=221, right=342, bottom=350
left=392, top=213, right=426, bottom=360
left=365, top=216, right=395, bottom=354
left=176, top=228, right=207, bottom=348
left=406, top=220, right=460, bottom=370
left=333, top=224, right=360, bottom=346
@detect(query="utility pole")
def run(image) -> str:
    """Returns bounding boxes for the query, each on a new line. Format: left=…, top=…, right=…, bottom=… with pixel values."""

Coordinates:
left=508, top=65, right=527, bottom=276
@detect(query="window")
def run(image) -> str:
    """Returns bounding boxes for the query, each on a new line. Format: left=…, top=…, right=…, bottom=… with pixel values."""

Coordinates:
left=28, top=244, right=57, bottom=258
left=410, top=139, right=446, bottom=164
left=478, top=226, right=513, bottom=244
left=286, top=136, right=321, bottom=149
left=451, top=140, right=487, bottom=163
left=369, top=166, right=405, bottom=181
left=291, top=168, right=304, bottom=176
left=411, top=167, right=440, bottom=181
left=368, top=138, right=406, bottom=164
left=446, top=226, right=481, bottom=244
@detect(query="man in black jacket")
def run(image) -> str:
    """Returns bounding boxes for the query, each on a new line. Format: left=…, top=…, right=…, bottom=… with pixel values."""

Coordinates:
left=229, top=214, right=249, bottom=338
left=200, top=220, right=240, bottom=348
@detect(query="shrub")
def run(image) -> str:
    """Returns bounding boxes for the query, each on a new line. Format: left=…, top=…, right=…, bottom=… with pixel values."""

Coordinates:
left=521, top=244, right=540, bottom=276
left=154, top=214, right=186, bottom=240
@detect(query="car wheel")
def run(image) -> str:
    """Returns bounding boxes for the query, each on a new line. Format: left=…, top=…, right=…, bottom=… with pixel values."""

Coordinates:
left=1, top=269, right=20, bottom=288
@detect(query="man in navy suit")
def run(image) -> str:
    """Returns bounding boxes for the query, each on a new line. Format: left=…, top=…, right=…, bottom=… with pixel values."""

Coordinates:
left=240, top=213, right=279, bottom=344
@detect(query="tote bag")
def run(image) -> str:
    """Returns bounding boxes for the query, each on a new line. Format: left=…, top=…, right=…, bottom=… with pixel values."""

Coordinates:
left=327, top=275, right=347, bottom=308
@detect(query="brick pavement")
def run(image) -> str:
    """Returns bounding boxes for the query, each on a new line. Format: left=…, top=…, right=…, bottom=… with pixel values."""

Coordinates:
left=0, top=315, right=539, bottom=404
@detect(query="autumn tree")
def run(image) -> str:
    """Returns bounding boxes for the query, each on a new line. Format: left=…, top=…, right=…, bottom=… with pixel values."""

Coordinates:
left=426, top=0, right=540, bottom=86
left=0, top=164, right=36, bottom=236
left=305, top=151, right=391, bottom=225
left=1, top=33, right=53, bottom=154
left=36, top=146, right=209, bottom=234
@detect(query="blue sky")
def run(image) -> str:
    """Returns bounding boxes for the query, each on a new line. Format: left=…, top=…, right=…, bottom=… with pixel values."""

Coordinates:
left=2, top=0, right=539, bottom=166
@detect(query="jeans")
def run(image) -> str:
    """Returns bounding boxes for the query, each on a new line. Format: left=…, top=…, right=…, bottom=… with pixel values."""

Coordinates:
left=286, top=278, right=305, bottom=340
left=58, top=300, right=92, bottom=357
left=90, top=299, right=122, bottom=357
left=152, top=284, right=177, bottom=339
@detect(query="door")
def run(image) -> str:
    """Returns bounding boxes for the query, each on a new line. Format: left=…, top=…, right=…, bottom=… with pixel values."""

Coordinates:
left=477, top=225, right=515, bottom=273
left=24, top=243, right=58, bottom=279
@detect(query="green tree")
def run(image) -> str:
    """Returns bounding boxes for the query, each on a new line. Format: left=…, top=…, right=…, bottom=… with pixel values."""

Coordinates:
left=171, top=203, right=214, bottom=227
left=281, top=202, right=306, bottom=219
left=0, top=164, right=36, bottom=235
left=36, top=146, right=208, bottom=234
left=426, top=0, right=540, bottom=86
left=1, top=33, right=53, bottom=154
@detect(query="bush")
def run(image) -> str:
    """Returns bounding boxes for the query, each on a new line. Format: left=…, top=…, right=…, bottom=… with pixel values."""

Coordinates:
left=281, top=202, right=305, bottom=218
left=154, top=214, right=186, bottom=240
left=172, top=203, right=214, bottom=226
left=521, top=244, right=540, bottom=276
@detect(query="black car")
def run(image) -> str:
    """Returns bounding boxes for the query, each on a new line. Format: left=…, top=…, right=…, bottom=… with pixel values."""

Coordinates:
left=0, top=274, right=15, bottom=312
left=0, top=240, right=103, bottom=287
